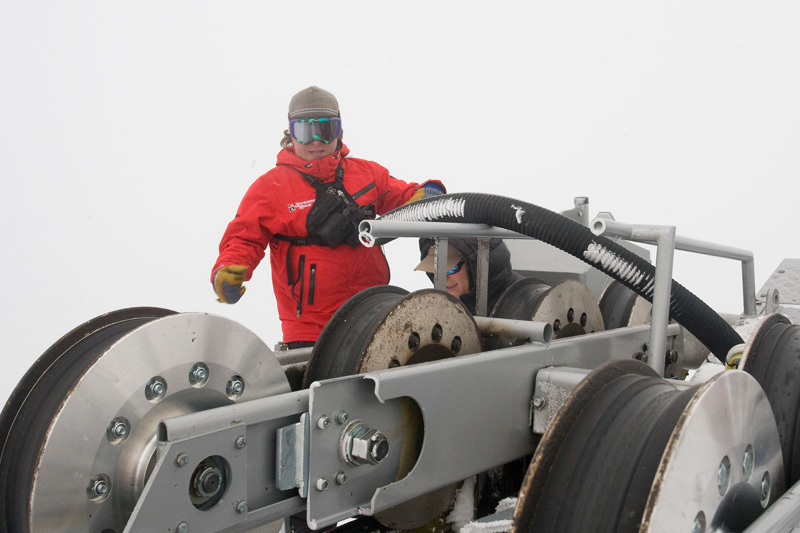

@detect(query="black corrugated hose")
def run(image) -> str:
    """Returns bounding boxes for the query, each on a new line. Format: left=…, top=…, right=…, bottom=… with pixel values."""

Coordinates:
left=381, top=193, right=742, bottom=362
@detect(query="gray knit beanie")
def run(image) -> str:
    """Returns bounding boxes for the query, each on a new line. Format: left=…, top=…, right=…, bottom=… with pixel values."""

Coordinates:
left=288, top=86, right=340, bottom=119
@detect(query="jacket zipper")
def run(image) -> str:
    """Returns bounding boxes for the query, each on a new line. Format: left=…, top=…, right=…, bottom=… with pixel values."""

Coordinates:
left=296, top=255, right=305, bottom=318
left=308, top=264, right=316, bottom=305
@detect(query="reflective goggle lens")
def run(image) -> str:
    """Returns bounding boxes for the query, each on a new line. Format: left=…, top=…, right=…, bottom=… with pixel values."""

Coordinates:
left=289, top=117, right=342, bottom=145
left=447, top=259, right=466, bottom=276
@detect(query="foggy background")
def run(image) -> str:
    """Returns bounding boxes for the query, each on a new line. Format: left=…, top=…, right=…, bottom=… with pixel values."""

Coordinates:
left=2, top=1, right=798, bottom=403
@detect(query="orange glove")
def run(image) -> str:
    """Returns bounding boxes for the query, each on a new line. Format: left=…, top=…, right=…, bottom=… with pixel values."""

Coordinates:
left=213, top=265, right=249, bottom=304
left=404, top=183, right=445, bottom=204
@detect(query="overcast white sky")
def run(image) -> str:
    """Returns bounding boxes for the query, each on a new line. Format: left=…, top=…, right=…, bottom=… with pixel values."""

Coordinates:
left=1, top=1, right=798, bottom=404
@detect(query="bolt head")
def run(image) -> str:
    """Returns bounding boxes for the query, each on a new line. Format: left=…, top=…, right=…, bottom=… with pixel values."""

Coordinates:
left=370, top=434, right=390, bottom=463
left=86, top=475, right=111, bottom=501
left=177, top=522, right=189, bottom=533
left=336, top=412, right=349, bottom=425
left=335, top=471, right=348, bottom=485
left=315, top=478, right=329, bottom=491
left=532, top=395, right=546, bottom=410
left=236, top=500, right=249, bottom=514
left=175, top=453, right=189, bottom=467
left=317, top=415, right=331, bottom=429
left=692, top=512, right=705, bottom=533
left=408, top=332, right=420, bottom=350
left=717, top=457, right=731, bottom=495
left=761, top=473, right=771, bottom=505
left=743, top=445, right=754, bottom=478
left=235, top=436, right=247, bottom=449
left=93, top=480, right=108, bottom=495
left=450, top=336, right=462, bottom=354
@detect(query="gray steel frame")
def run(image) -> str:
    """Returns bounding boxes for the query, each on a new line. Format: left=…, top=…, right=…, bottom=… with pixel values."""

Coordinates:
left=123, top=324, right=670, bottom=531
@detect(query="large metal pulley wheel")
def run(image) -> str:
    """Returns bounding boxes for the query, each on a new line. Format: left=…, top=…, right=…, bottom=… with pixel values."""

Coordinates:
left=0, top=308, right=290, bottom=533
left=598, top=279, right=653, bottom=330
left=491, top=278, right=604, bottom=340
left=741, top=313, right=800, bottom=489
left=599, top=280, right=710, bottom=374
left=511, top=359, right=784, bottom=532
left=304, top=286, right=483, bottom=530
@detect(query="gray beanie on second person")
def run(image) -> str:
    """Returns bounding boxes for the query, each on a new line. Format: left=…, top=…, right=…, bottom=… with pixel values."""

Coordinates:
left=288, top=86, right=340, bottom=119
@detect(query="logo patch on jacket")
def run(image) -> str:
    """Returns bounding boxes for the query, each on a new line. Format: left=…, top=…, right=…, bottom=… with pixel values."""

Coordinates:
left=288, top=199, right=315, bottom=212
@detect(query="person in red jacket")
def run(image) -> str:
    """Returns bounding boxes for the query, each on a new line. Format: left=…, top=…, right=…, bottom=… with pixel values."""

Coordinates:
left=212, top=86, right=445, bottom=349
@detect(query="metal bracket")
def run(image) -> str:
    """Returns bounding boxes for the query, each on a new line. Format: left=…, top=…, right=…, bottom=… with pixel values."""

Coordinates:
left=531, top=367, right=589, bottom=434
left=123, top=423, right=249, bottom=532
left=124, top=390, right=310, bottom=532
left=277, top=412, right=311, bottom=498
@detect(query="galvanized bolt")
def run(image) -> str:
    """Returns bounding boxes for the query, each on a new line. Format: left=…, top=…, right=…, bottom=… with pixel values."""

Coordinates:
left=190, top=365, right=207, bottom=383
left=743, top=445, right=754, bottom=478
left=717, top=456, right=731, bottom=495
left=175, top=453, right=189, bottom=467
left=228, top=378, right=244, bottom=395
left=235, top=500, right=249, bottom=514
left=315, top=478, right=329, bottom=491
left=335, top=471, right=348, bottom=485
left=110, top=420, right=128, bottom=438
left=343, top=423, right=389, bottom=466
left=692, top=512, right=705, bottom=533
left=177, top=522, right=189, bottom=533
left=335, top=412, right=350, bottom=425
left=89, top=478, right=109, bottom=496
left=532, top=395, right=547, bottom=410
left=149, top=380, right=166, bottom=397
left=235, top=436, right=247, bottom=449
left=317, top=415, right=331, bottom=429
left=761, top=472, right=771, bottom=506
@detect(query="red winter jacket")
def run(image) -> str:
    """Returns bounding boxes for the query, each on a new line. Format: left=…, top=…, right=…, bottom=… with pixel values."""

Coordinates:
left=213, top=144, right=443, bottom=343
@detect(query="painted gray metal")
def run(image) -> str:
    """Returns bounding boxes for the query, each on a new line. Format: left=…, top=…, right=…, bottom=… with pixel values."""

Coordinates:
left=305, top=324, right=665, bottom=528
left=122, top=323, right=664, bottom=531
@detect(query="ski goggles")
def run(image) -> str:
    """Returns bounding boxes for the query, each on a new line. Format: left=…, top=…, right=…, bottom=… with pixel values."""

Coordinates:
left=289, top=117, right=342, bottom=145
left=447, top=258, right=466, bottom=276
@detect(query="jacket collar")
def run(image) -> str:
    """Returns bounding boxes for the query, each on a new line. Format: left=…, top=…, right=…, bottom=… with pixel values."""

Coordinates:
left=277, top=143, right=350, bottom=180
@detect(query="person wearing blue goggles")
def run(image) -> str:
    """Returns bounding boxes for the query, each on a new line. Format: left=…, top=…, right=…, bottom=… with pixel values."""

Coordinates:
left=415, top=238, right=523, bottom=316
left=415, top=244, right=470, bottom=299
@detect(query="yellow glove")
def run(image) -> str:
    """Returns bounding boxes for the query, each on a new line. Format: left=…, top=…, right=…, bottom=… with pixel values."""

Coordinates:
left=213, top=265, right=249, bottom=304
